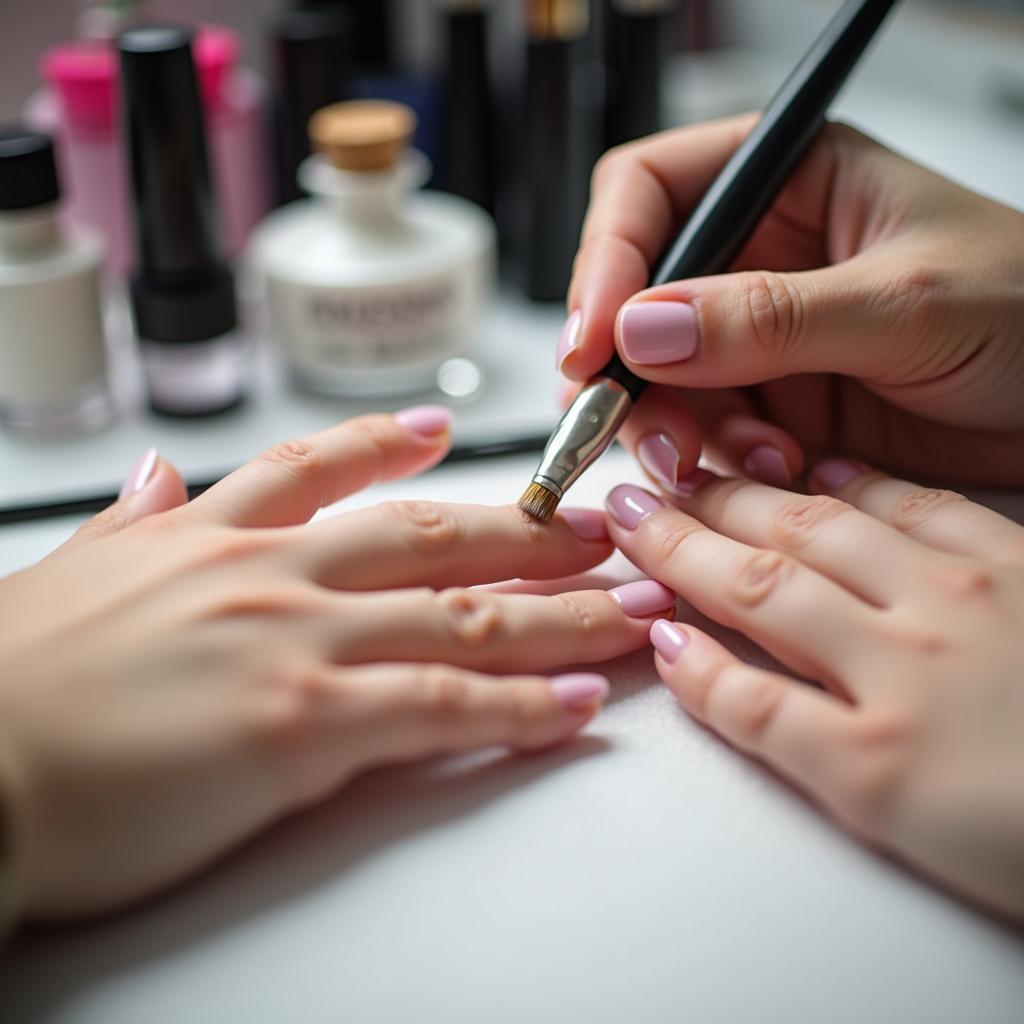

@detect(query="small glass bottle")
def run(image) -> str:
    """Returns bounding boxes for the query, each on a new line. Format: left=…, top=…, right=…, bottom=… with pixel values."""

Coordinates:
left=0, top=129, right=113, bottom=436
left=250, top=100, right=495, bottom=398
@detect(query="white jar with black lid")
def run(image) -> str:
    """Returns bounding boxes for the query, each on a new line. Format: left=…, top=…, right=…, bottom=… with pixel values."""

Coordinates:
left=0, top=129, right=113, bottom=436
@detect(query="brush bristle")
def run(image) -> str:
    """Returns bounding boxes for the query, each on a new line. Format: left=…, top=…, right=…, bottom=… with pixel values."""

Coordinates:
left=518, top=481, right=560, bottom=523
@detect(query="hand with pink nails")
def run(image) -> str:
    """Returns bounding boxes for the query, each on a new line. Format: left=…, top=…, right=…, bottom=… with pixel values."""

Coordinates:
left=604, top=461, right=1024, bottom=922
left=0, top=408, right=674, bottom=927
left=562, top=115, right=1024, bottom=492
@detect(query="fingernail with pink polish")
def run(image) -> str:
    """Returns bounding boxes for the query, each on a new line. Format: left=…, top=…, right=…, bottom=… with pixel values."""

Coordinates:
left=559, top=508, right=610, bottom=543
left=814, top=458, right=865, bottom=492
left=637, top=432, right=680, bottom=488
left=395, top=405, right=453, bottom=437
left=606, top=484, right=664, bottom=530
left=619, top=302, right=698, bottom=366
left=610, top=579, right=676, bottom=618
left=119, top=448, right=158, bottom=500
left=743, top=445, right=791, bottom=486
left=651, top=619, right=689, bottom=664
left=556, top=310, right=582, bottom=371
left=550, top=672, right=610, bottom=712
left=675, top=467, right=715, bottom=499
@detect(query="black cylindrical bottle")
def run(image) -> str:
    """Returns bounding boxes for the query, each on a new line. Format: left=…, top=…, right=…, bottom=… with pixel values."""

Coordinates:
left=440, top=1, right=496, bottom=216
left=119, top=24, right=247, bottom=416
left=272, top=9, right=354, bottom=205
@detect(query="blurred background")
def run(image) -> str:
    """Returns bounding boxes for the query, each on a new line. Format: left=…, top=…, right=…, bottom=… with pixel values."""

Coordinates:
left=0, top=0, right=1022, bottom=532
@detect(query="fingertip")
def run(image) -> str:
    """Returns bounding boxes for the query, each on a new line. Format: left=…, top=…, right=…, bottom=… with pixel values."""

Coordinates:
left=393, top=404, right=454, bottom=440
left=122, top=455, right=189, bottom=520
left=549, top=672, right=611, bottom=714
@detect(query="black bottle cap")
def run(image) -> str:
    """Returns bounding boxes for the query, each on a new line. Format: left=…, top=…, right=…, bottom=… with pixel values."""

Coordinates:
left=296, top=1, right=394, bottom=72
left=272, top=9, right=354, bottom=204
left=0, top=129, right=60, bottom=211
left=118, top=24, right=237, bottom=342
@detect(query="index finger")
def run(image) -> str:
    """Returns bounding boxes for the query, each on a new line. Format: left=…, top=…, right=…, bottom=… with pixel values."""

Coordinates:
left=563, top=115, right=756, bottom=380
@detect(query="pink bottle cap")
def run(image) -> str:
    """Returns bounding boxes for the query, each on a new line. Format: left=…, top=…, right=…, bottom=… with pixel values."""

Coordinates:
left=41, top=24, right=240, bottom=134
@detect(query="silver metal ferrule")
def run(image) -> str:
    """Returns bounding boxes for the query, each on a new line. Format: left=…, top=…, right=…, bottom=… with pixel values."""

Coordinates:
left=530, top=377, right=634, bottom=499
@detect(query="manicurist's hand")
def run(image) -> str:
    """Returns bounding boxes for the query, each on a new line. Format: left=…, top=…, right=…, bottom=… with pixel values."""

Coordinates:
left=0, top=408, right=674, bottom=923
left=604, top=464, right=1024, bottom=920
left=562, top=116, right=1024, bottom=489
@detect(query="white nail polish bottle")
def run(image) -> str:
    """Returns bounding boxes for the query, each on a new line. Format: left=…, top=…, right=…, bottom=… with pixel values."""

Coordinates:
left=250, top=100, right=495, bottom=397
left=0, top=130, right=113, bottom=436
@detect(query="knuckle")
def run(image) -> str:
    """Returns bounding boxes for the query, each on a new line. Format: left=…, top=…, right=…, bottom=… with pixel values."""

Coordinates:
left=436, top=588, right=506, bottom=648
left=249, top=661, right=334, bottom=750
left=740, top=270, right=803, bottom=363
left=203, top=582, right=322, bottom=623
left=380, top=500, right=461, bottom=555
left=727, top=550, right=795, bottom=609
left=875, top=266, right=944, bottom=332
left=648, top=518, right=705, bottom=568
left=419, top=665, right=471, bottom=719
left=716, top=667, right=783, bottom=746
left=555, top=592, right=599, bottom=637
left=188, top=527, right=278, bottom=571
left=889, top=488, right=967, bottom=537
left=591, top=145, right=629, bottom=188
left=259, top=438, right=325, bottom=484
left=936, top=563, right=995, bottom=599
left=832, top=714, right=912, bottom=835
left=770, top=495, right=849, bottom=553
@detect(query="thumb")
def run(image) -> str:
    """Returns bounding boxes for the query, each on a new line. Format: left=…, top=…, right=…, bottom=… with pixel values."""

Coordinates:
left=613, top=253, right=939, bottom=388
left=62, top=449, right=189, bottom=550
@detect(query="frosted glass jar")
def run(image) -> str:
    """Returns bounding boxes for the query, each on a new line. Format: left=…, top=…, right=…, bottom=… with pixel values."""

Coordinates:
left=249, top=102, right=495, bottom=398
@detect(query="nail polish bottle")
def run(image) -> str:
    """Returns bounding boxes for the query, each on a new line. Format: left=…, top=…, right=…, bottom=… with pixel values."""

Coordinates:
left=521, top=0, right=592, bottom=302
left=271, top=8, right=354, bottom=207
left=603, top=0, right=675, bottom=148
left=26, top=22, right=270, bottom=276
left=0, top=129, right=113, bottom=436
left=250, top=101, right=495, bottom=398
left=118, top=25, right=248, bottom=416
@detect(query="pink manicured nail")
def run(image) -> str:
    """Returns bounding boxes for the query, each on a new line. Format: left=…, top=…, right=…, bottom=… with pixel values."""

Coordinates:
left=743, top=445, right=791, bottom=486
left=395, top=404, right=453, bottom=437
left=651, top=619, right=689, bottom=664
left=556, top=310, right=582, bottom=371
left=637, top=432, right=680, bottom=488
left=550, top=672, right=610, bottom=712
left=619, top=301, right=698, bottom=365
left=610, top=579, right=676, bottom=617
left=814, top=458, right=865, bottom=492
left=558, top=508, right=610, bottom=542
left=675, top=467, right=715, bottom=499
left=119, top=447, right=158, bottom=500
left=605, top=484, right=664, bottom=529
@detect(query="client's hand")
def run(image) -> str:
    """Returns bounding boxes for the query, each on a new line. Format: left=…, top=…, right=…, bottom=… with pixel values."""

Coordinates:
left=0, top=409, right=672, bottom=922
left=604, top=464, right=1024, bottom=920
left=563, top=116, right=1024, bottom=488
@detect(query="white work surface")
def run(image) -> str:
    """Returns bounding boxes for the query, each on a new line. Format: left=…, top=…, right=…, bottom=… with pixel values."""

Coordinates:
left=2, top=444, right=1024, bottom=1023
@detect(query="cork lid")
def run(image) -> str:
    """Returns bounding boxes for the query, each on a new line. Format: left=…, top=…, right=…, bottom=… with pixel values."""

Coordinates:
left=308, top=100, right=417, bottom=172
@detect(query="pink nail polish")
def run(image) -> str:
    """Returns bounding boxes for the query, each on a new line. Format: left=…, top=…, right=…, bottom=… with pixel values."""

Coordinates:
left=609, top=579, right=676, bottom=617
left=558, top=508, right=610, bottom=542
left=814, top=458, right=865, bottom=492
left=550, top=672, right=610, bottom=712
left=742, top=445, right=791, bottom=486
left=651, top=619, right=688, bottom=664
left=119, top=448, right=158, bottom=500
left=556, top=310, right=582, bottom=371
left=675, top=467, right=715, bottom=499
left=637, top=432, right=680, bottom=488
left=394, top=404, right=453, bottom=437
left=619, top=302, right=698, bottom=366
left=605, top=484, right=664, bottom=529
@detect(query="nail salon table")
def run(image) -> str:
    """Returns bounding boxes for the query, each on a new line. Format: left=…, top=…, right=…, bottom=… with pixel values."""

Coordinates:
left=3, top=43, right=1024, bottom=1024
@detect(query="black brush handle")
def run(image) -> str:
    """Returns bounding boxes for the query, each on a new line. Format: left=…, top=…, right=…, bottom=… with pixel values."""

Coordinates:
left=599, top=0, right=900, bottom=402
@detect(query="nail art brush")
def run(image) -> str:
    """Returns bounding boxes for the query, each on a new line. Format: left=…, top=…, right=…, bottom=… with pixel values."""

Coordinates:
left=518, top=0, right=900, bottom=521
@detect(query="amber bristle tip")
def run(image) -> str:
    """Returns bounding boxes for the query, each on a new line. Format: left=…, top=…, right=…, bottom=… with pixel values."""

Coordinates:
left=518, top=481, right=560, bottom=523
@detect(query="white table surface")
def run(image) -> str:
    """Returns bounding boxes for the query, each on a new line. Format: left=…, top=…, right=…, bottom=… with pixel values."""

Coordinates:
left=4, top=26, right=1024, bottom=1020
